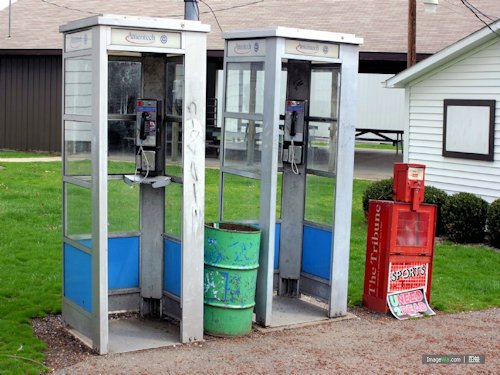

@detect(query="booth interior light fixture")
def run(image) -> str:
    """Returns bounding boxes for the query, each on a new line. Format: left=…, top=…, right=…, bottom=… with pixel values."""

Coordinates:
left=423, top=0, right=439, bottom=13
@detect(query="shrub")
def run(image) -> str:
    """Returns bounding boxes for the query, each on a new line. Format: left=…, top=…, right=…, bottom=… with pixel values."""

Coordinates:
left=423, top=186, right=448, bottom=237
left=362, top=178, right=393, bottom=216
left=487, top=198, right=500, bottom=248
left=442, top=192, right=489, bottom=243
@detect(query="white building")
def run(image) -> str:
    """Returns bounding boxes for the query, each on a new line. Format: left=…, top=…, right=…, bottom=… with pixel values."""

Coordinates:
left=357, top=73, right=405, bottom=136
left=386, top=20, right=500, bottom=202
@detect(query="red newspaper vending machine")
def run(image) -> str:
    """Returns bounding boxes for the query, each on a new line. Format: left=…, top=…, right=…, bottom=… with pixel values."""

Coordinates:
left=363, top=163, right=437, bottom=313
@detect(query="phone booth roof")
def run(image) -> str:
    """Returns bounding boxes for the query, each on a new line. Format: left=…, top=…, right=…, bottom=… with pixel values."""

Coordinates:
left=223, top=26, right=363, bottom=45
left=60, top=14, right=210, bottom=34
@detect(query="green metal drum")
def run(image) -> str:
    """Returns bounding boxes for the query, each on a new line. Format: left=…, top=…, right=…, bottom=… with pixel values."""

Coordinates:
left=204, top=222, right=261, bottom=336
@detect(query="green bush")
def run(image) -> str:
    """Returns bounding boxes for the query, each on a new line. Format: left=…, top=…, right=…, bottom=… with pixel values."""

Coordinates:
left=487, top=198, right=500, bottom=248
left=442, top=192, right=489, bottom=243
left=362, top=178, right=393, bottom=215
left=423, top=186, right=448, bottom=237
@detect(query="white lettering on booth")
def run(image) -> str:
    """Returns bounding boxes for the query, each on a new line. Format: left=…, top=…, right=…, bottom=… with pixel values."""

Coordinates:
left=65, top=29, right=92, bottom=52
left=111, top=28, right=181, bottom=49
left=285, top=39, right=339, bottom=58
left=227, top=39, right=266, bottom=57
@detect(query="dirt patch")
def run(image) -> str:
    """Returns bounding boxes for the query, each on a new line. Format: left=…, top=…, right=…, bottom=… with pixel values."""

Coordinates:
left=34, top=307, right=499, bottom=374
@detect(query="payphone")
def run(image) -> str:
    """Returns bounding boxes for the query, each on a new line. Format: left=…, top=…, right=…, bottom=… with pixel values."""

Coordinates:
left=283, top=100, right=307, bottom=174
left=135, top=99, right=165, bottom=176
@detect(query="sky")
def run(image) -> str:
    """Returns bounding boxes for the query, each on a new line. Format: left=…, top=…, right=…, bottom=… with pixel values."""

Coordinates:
left=0, top=0, right=17, bottom=12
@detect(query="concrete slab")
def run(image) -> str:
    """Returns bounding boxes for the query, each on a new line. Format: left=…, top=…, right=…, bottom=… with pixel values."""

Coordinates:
left=269, top=295, right=328, bottom=327
left=108, top=318, right=180, bottom=354
left=254, top=295, right=356, bottom=332
left=206, top=149, right=402, bottom=178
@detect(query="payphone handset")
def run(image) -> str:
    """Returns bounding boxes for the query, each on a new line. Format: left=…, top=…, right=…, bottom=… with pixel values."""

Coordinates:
left=135, top=99, right=164, bottom=177
left=283, top=100, right=306, bottom=174
left=136, top=99, right=159, bottom=147
left=284, top=100, right=305, bottom=142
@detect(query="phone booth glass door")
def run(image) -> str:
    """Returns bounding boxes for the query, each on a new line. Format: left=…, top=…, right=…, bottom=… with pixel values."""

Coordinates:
left=219, top=61, right=265, bottom=224
left=278, top=62, right=340, bottom=301
left=302, top=64, right=339, bottom=282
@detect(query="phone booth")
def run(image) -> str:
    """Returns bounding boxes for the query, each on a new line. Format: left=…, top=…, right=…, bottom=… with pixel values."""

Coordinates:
left=219, top=28, right=362, bottom=327
left=363, top=163, right=437, bottom=313
left=60, top=15, right=209, bottom=354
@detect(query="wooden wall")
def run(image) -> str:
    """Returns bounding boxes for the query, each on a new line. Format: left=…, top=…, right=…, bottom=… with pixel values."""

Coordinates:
left=0, top=54, right=62, bottom=152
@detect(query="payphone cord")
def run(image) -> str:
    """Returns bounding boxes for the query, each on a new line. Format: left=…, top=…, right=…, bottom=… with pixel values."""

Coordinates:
left=132, top=145, right=150, bottom=184
left=285, top=113, right=300, bottom=175
left=290, top=139, right=300, bottom=175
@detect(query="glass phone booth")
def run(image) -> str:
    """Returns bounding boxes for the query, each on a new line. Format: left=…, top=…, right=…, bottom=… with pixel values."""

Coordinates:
left=219, top=27, right=362, bottom=327
left=60, top=15, right=209, bottom=354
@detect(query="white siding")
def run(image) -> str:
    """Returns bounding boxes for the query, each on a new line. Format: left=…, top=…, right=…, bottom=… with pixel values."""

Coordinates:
left=407, top=39, right=500, bottom=202
left=357, top=73, right=405, bottom=131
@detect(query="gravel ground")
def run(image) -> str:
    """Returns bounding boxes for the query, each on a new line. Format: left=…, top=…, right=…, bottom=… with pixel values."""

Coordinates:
left=32, top=315, right=95, bottom=372
left=33, top=307, right=499, bottom=374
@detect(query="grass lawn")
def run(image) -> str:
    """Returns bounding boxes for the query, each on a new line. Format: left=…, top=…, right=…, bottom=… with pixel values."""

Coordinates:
left=0, top=150, right=57, bottom=158
left=355, top=142, right=397, bottom=151
left=0, top=159, right=498, bottom=373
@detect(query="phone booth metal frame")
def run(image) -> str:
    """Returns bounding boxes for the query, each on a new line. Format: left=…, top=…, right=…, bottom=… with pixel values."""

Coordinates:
left=219, top=27, right=362, bottom=327
left=60, top=15, right=209, bottom=354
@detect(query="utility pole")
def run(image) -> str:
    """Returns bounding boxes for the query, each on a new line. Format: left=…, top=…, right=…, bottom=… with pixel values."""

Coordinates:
left=184, top=0, right=199, bottom=21
left=408, top=0, right=417, bottom=67
left=408, top=1, right=439, bottom=68
left=8, top=0, right=12, bottom=38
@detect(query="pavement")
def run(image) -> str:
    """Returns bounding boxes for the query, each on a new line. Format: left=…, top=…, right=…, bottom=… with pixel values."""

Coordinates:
left=0, top=156, right=61, bottom=163
left=0, top=149, right=401, bottom=180
left=353, top=148, right=402, bottom=180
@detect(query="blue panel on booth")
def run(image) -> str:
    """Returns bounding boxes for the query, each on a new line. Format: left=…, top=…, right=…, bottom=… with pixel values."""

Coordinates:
left=64, top=244, right=92, bottom=312
left=78, top=238, right=92, bottom=249
left=301, top=225, right=332, bottom=280
left=164, top=239, right=181, bottom=297
left=108, top=237, right=139, bottom=289
left=274, top=222, right=281, bottom=270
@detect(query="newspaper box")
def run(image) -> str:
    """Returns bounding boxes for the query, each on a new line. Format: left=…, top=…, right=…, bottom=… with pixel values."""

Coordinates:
left=363, top=163, right=436, bottom=313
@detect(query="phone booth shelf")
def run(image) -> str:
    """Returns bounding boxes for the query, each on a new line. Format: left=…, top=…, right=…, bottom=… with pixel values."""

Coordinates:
left=219, top=27, right=362, bottom=328
left=60, top=15, right=209, bottom=354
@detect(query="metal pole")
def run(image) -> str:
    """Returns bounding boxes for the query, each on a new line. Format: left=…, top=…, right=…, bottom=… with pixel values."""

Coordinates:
left=8, top=0, right=12, bottom=38
left=184, top=0, right=199, bottom=21
left=182, top=0, right=198, bottom=165
left=408, top=0, right=417, bottom=67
